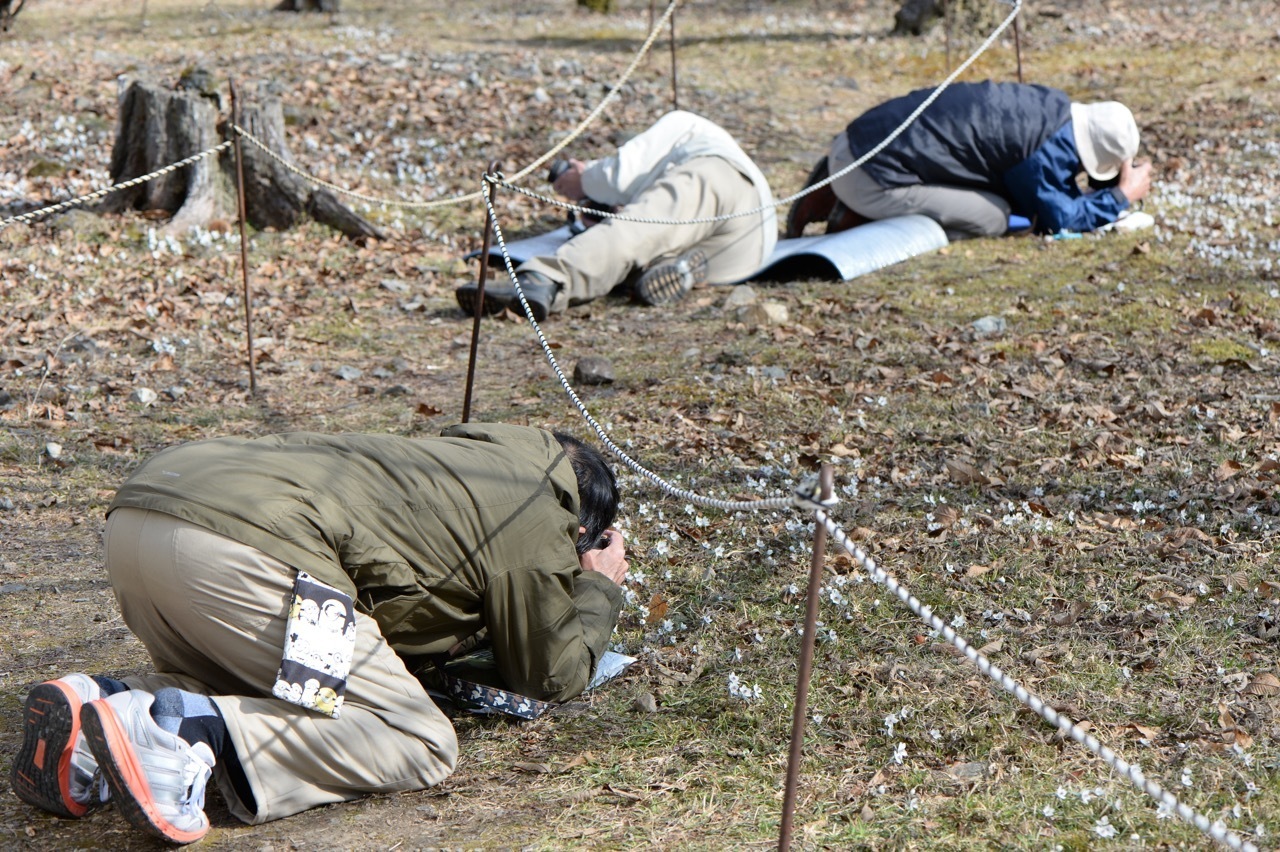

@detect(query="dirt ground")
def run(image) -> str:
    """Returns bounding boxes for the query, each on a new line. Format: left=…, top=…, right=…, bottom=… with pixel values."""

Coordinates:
left=2, top=0, right=1280, bottom=849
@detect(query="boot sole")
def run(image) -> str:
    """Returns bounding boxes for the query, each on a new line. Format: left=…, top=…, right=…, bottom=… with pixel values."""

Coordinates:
left=11, top=681, right=89, bottom=819
left=635, top=251, right=706, bottom=306
left=80, top=701, right=208, bottom=845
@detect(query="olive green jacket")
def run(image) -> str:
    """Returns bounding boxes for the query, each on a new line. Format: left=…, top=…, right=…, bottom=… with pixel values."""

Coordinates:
left=108, top=423, right=623, bottom=703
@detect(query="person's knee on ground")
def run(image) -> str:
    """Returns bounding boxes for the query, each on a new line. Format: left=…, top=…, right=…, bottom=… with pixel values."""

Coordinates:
left=786, top=156, right=871, bottom=238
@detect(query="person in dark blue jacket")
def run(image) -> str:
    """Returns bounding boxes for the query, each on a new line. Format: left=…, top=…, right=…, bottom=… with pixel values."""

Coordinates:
left=786, top=81, right=1152, bottom=240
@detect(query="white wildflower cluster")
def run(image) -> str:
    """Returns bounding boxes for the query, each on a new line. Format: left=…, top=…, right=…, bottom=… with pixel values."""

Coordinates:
left=146, top=228, right=185, bottom=259
left=890, top=742, right=907, bottom=764
left=1093, top=816, right=1118, bottom=839
left=998, top=499, right=1057, bottom=533
left=620, top=587, right=648, bottom=623
left=883, top=706, right=913, bottom=736
left=187, top=225, right=236, bottom=249
left=726, top=673, right=761, bottom=703
left=150, top=337, right=183, bottom=356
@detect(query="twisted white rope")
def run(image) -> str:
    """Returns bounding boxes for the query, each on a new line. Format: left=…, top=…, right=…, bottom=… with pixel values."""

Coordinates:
left=492, top=0, right=1023, bottom=229
left=231, top=0, right=681, bottom=211
left=0, top=141, right=234, bottom=232
left=817, top=511, right=1258, bottom=852
left=482, top=178, right=806, bottom=513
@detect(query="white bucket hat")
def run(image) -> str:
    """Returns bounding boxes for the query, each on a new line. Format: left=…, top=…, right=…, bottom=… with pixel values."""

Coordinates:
left=1070, top=101, right=1140, bottom=181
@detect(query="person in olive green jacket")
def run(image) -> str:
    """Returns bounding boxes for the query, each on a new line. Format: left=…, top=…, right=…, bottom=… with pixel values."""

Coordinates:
left=10, top=423, right=628, bottom=844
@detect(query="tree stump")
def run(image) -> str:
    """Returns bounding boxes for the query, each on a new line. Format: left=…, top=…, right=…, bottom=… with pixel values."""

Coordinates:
left=1, top=0, right=27, bottom=32
left=102, top=77, right=383, bottom=240
left=893, top=0, right=943, bottom=36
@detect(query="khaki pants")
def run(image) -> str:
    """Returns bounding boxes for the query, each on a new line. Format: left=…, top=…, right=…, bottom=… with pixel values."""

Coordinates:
left=827, top=130, right=1011, bottom=239
left=104, top=507, right=458, bottom=825
left=519, top=156, right=766, bottom=311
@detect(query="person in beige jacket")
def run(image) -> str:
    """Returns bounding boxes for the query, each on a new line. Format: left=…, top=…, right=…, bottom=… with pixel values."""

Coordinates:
left=458, top=110, right=777, bottom=320
left=11, top=423, right=627, bottom=845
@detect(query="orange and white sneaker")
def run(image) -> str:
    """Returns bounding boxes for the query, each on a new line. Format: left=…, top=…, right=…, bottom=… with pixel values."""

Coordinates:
left=10, top=674, right=108, bottom=819
left=80, top=690, right=215, bottom=845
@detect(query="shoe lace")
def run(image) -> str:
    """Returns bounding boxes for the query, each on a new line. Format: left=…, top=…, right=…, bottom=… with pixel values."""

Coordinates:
left=177, top=755, right=213, bottom=819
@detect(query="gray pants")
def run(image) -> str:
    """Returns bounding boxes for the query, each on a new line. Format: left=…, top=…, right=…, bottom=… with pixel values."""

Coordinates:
left=105, top=507, right=458, bottom=825
left=827, top=130, right=1010, bottom=239
left=519, top=156, right=766, bottom=311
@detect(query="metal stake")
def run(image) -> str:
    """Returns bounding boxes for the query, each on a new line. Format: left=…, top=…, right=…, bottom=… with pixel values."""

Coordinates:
left=461, top=160, right=502, bottom=424
left=669, top=3, right=678, bottom=110
left=778, top=463, right=834, bottom=851
left=648, top=0, right=655, bottom=61
left=230, top=79, right=257, bottom=397
left=1013, top=11, right=1024, bottom=83
left=944, top=0, right=953, bottom=71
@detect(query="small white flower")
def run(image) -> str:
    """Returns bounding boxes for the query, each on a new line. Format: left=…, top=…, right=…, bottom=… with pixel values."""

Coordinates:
left=1180, top=768, right=1193, bottom=787
left=891, top=742, right=907, bottom=764
left=1093, top=816, right=1117, bottom=839
left=1056, top=786, right=1068, bottom=800
left=1156, top=800, right=1175, bottom=820
left=1043, top=805, right=1055, bottom=818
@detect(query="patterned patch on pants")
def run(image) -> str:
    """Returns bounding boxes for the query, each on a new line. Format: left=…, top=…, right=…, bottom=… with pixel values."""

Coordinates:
left=272, top=571, right=356, bottom=718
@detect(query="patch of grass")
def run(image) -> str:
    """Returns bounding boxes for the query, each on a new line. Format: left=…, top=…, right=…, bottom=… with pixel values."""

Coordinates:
left=1191, top=338, right=1258, bottom=363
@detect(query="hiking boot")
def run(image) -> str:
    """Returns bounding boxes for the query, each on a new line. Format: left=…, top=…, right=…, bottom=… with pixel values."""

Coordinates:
left=80, top=690, right=216, bottom=845
left=11, top=674, right=109, bottom=819
left=455, top=270, right=557, bottom=322
left=634, top=250, right=707, bottom=306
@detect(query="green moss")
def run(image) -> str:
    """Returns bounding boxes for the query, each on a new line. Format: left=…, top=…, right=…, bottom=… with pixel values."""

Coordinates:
left=1190, top=339, right=1255, bottom=363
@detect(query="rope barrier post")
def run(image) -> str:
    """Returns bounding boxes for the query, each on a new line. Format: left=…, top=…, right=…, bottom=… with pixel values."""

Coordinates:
left=648, top=0, right=655, bottom=61
left=229, top=79, right=258, bottom=397
left=461, top=160, right=503, bottom=424
left=778, top=463, right=834, bottom=851
left=944, top=0, right=953, bottom=71
left=668, top=3, right=679, bottom=111
left=1013, top=10, right=1024, bottom=83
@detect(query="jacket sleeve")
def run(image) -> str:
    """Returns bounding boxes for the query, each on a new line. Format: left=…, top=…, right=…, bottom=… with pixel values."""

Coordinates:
left=580, top=111, right=703, bottom=207
left=484, top=561, right=624, bottom=703
left=1004, top=125, right=1129, bottom=234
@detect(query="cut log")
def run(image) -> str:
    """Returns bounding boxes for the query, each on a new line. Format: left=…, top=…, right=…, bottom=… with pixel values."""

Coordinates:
left=103, top=77, right=383, bottom=240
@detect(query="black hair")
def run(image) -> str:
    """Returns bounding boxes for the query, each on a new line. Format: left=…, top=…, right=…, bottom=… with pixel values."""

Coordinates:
left=553, top=431, right=619, bottom=555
